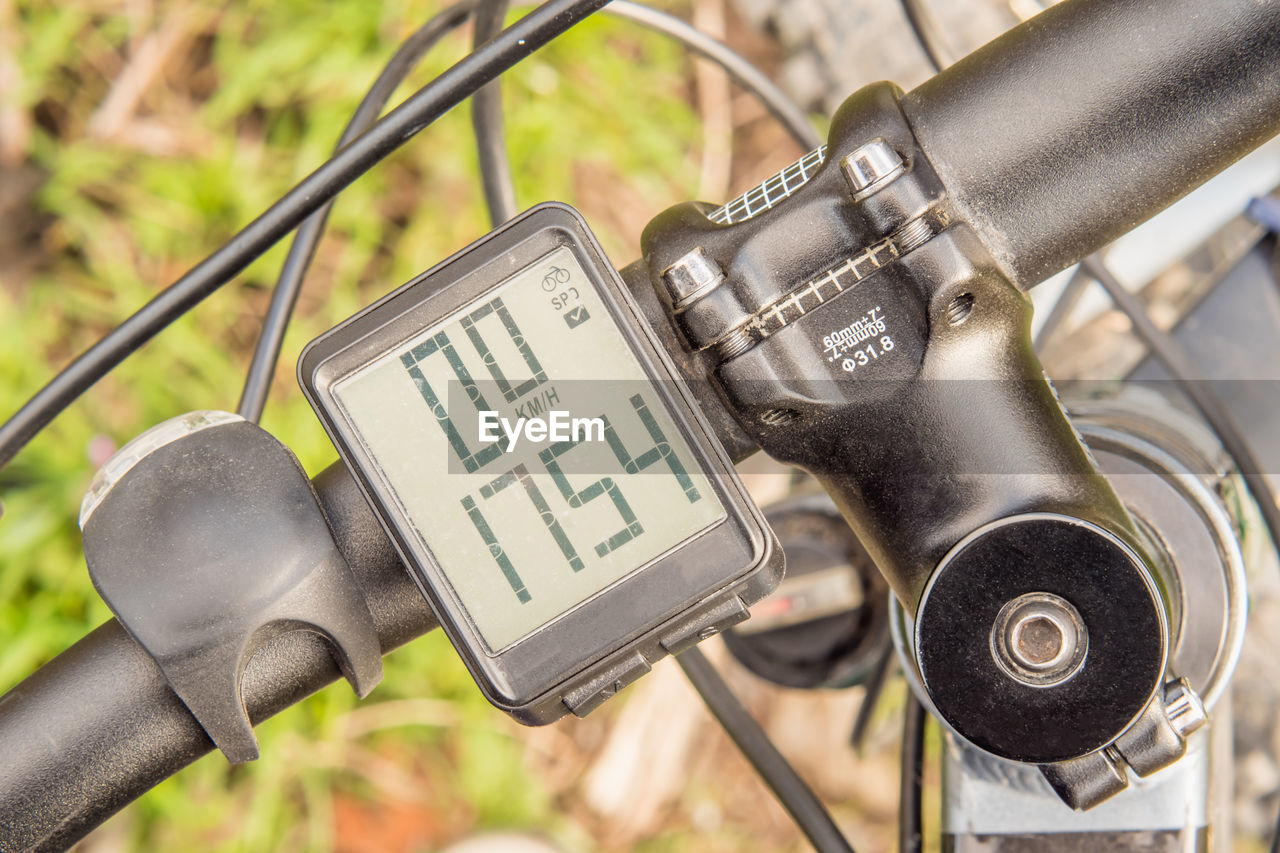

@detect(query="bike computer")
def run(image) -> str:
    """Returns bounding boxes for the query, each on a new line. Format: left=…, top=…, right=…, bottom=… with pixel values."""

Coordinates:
left=300, top=203, right=781, bottom=724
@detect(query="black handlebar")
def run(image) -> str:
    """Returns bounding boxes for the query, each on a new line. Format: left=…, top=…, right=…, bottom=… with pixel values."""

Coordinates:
left=0, top=463, right=431, bottom=852
left=903, top=0, right=1280, bottom=288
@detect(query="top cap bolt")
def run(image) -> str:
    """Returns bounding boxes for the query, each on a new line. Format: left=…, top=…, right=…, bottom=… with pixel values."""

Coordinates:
left=841, top=139, right=905, bottom=200
left=989, top=591, right=1089, bottom=687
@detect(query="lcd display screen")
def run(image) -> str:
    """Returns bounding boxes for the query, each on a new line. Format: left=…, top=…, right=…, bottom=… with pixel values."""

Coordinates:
left=333, top=246, right=726, bottom=651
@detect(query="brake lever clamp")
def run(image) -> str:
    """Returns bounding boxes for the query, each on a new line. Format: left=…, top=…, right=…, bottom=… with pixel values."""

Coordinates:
left=79, top=411, right=383, bottom=763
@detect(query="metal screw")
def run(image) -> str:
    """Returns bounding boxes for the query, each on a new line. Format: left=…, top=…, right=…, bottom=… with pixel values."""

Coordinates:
left=1164, top=679, right=1208, bottom=738
left=713, top=326, right=755, bottom=361
left=890, top=215, right=933, bottom=253
left=840, top=139, right=905, bottom=201
left=990, top=592, right=1089, bottom=687
left=661, top=247, right=724, bottom=311
left=758, top=407, right=800, bottom=427
left=1013, top=615, right=1064, bottom=667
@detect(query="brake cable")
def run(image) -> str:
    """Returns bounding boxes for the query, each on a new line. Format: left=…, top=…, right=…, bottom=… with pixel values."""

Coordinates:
left=238, top=0, right=481, bottom=423
left=0, top=0, right=613, bottom=472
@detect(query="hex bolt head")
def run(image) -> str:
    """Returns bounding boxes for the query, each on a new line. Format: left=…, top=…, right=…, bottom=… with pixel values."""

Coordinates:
left=1013, top=615, right=1065, bottom=666
left=661, top=247, right=724, bottom=311
left=990, top=591, right=1089, bottom=687
left=840, top=139, right=905, bottom=200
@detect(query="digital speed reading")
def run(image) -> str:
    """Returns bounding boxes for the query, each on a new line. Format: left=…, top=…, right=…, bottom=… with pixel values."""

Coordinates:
left=331, top=245, right=724, bottom=651
left=300, top=204, right=781, bottom=724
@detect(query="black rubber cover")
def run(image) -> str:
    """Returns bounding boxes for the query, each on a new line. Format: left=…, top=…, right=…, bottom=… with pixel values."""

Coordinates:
left=0, top=463, right=434, bottom=852
left=902, top=0, right=1280, bottom=288
left=81, top=419, right=383, bottom=764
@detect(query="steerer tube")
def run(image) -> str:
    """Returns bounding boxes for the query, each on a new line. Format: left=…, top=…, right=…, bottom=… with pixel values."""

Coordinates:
left=901, top=0, right=1280, bottom=288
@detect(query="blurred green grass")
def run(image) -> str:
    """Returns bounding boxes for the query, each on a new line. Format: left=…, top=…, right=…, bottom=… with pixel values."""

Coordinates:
left=0, top=1, right=753, bottom=849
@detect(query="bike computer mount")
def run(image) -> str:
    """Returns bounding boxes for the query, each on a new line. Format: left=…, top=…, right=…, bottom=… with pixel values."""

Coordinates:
left=300, top=203, right=782, bottom=725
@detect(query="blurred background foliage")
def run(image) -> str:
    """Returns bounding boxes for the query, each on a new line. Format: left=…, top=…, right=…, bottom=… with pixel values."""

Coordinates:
left=0, top=1, right=899, bottom=850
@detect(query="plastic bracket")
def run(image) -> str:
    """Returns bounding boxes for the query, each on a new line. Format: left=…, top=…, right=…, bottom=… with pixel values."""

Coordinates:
left=80, top=413, right=382, bottom=763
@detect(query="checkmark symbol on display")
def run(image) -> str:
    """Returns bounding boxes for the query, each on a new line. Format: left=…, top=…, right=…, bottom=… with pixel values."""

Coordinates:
left=564, top=306, right=590, bottom=329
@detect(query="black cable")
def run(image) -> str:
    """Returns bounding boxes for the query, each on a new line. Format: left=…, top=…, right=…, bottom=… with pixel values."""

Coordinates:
left=1031, top=264, right=1090, bottom=354
left=243, top=0, right=818, bottom=423
left=237, top=0, right=478, bottom=423
left=849, top=641, right=894, bottom=753
left=472, top=0, right=519, bottom=227
left=245, top=0, right=820, bottom=426
left=468, top=0, right=822, bottom=231
left=898, top=693, right=927, bottom=853
left=0, top=0, right=611, bottom=472
left=606, top=1, right=820, bottom=152
left=676, top=647, right=856, bottom=853
left=1083, top=255, right=1280, bottom=554
left=900, top=0, right=955, bottom=72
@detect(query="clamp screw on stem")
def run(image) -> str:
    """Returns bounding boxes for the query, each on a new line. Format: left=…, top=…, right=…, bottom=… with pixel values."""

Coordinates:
left=841, top=139, right=905, bottom=200
left=661, top=247, right=724, bottom=311
left=1164, top=678, right=1208, bottom=738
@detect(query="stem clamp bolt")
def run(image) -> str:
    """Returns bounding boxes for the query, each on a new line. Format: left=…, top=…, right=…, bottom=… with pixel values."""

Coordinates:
left=661, top=247, right=724, bottom=311
left=840, top=139, right=905, bottom=201
left=1164, top=678, right=1208, bottom=738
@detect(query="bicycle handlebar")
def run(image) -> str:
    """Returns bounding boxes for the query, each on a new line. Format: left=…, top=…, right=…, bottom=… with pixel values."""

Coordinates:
left=0, top=463, right=432, bottom=852
left=903, top=0, right=1280, bottom=288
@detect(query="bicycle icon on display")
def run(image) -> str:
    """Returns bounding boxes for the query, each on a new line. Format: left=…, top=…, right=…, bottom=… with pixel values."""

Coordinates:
left=542, top=266, right=571, bottom=291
